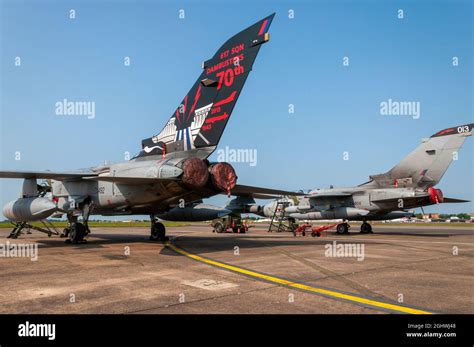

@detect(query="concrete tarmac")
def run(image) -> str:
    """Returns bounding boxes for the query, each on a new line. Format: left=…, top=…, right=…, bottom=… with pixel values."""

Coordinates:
left=0, top=224, right=472, bottom=314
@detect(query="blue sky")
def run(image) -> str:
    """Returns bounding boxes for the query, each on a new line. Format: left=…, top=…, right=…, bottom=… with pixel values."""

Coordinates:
left=1, top=0, right=472, bottom=216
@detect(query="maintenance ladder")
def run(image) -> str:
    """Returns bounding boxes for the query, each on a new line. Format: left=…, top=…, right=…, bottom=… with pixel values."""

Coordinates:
left=268, top=201, right=295, bottom=233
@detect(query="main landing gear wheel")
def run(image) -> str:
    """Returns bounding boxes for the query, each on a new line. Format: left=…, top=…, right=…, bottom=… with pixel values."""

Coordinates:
left=150, top=222, right=168, bottom=241
left=360, top=222, right=373, bottom=234
left=336, top=223, right=349, bottom=235
left=214, top=221, right=225, bottom=233
left=66, top=222, right=87, bottom=244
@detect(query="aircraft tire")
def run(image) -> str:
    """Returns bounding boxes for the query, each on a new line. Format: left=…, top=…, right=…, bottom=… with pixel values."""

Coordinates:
left=150, top=222, right=166, bottom=241
left=336, top=223, right=348, bottom=234
left=214, top=221, right=225, bottom=234
left=69, top=222, right=86, bottom=244
left=360, top=222, right=372, bottom=234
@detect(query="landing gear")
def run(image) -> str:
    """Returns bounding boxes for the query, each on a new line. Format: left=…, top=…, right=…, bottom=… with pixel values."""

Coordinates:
left=60, top=227, right=69, bottom=238
left=150, top=221, right=167, bottom=241
left=66, top=222, right=87, bottom=244
left=82, top=201, right=92, bottom=235
left=336, top=222, right=350, bottom=234
left=64, top=199, right=93, bottom=244
left=360, top=222, right=373, bottom=234
left=213, top=221, right=225, bottom=233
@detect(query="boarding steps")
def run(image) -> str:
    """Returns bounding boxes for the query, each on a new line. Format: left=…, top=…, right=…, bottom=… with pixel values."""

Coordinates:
left=268, top=201, right=295, bottom=233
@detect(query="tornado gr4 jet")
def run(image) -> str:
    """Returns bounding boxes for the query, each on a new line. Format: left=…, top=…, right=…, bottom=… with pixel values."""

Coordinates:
left=1, top=14, right=296, bottom=243
left=262, top=124, right=473, bottom=234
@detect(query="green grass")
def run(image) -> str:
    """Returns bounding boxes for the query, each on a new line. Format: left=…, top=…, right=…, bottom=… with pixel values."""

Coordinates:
left=371, top=222, right=473, bottom=228
left=252, top=221, right=473, bottom=228
left=304, top=221, right=473, bottom=228
left=0, top=221, right=192, bottom=228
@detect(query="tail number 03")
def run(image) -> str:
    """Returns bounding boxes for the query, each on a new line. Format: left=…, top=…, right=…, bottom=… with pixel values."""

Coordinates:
left=457, top=125, right=471, bottom=134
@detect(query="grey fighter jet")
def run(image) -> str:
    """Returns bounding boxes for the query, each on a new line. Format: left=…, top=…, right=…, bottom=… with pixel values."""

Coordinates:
left=1, top=14, right=297, bottom=243
left=262, top=123, right=473, bottom=234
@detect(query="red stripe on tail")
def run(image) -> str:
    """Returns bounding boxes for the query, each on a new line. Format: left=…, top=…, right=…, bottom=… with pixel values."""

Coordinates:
left=258, top=19, right=268, bottom=35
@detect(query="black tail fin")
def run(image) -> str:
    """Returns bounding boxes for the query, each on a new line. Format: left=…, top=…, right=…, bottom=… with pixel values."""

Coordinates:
left=138, top=14, right=275, bottom=160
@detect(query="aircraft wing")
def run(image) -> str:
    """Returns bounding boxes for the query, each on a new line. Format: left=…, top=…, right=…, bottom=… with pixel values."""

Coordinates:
left=309, top=192, right=354, bottom=198
left=83, top=176, right=178, bottom=185
left=230, top=184, right=303, bottom=199
left=371, top=195, right=469, bottom=204
left=84, top=178, right=301, bottom=196
left=0, top=170, right=98, bottom=180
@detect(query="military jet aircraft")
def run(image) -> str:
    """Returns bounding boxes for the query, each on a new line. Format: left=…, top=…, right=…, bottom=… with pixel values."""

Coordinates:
left=1, top=14, right=298, bottom=243
left=261, top=123, right=473, bottom=234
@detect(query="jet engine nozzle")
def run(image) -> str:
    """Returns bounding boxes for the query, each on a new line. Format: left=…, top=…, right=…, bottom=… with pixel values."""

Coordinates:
left=210, top=162, right=237, bottom=195
left=181, top=158, right=210, bottom=188
left=3, top=197, right=57, bottom=222
left=428, top=187, right=444, bottom=204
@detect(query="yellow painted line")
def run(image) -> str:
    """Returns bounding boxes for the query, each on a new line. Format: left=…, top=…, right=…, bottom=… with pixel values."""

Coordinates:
left=166, top=242, right=433, bottom=315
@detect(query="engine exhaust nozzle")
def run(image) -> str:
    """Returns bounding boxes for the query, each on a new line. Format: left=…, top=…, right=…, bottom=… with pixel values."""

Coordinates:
left=210, top=162, right=237, bottom=196
left=181, top=158, right=210, bottom=188
left=428, top=187, right=444, bottom=204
